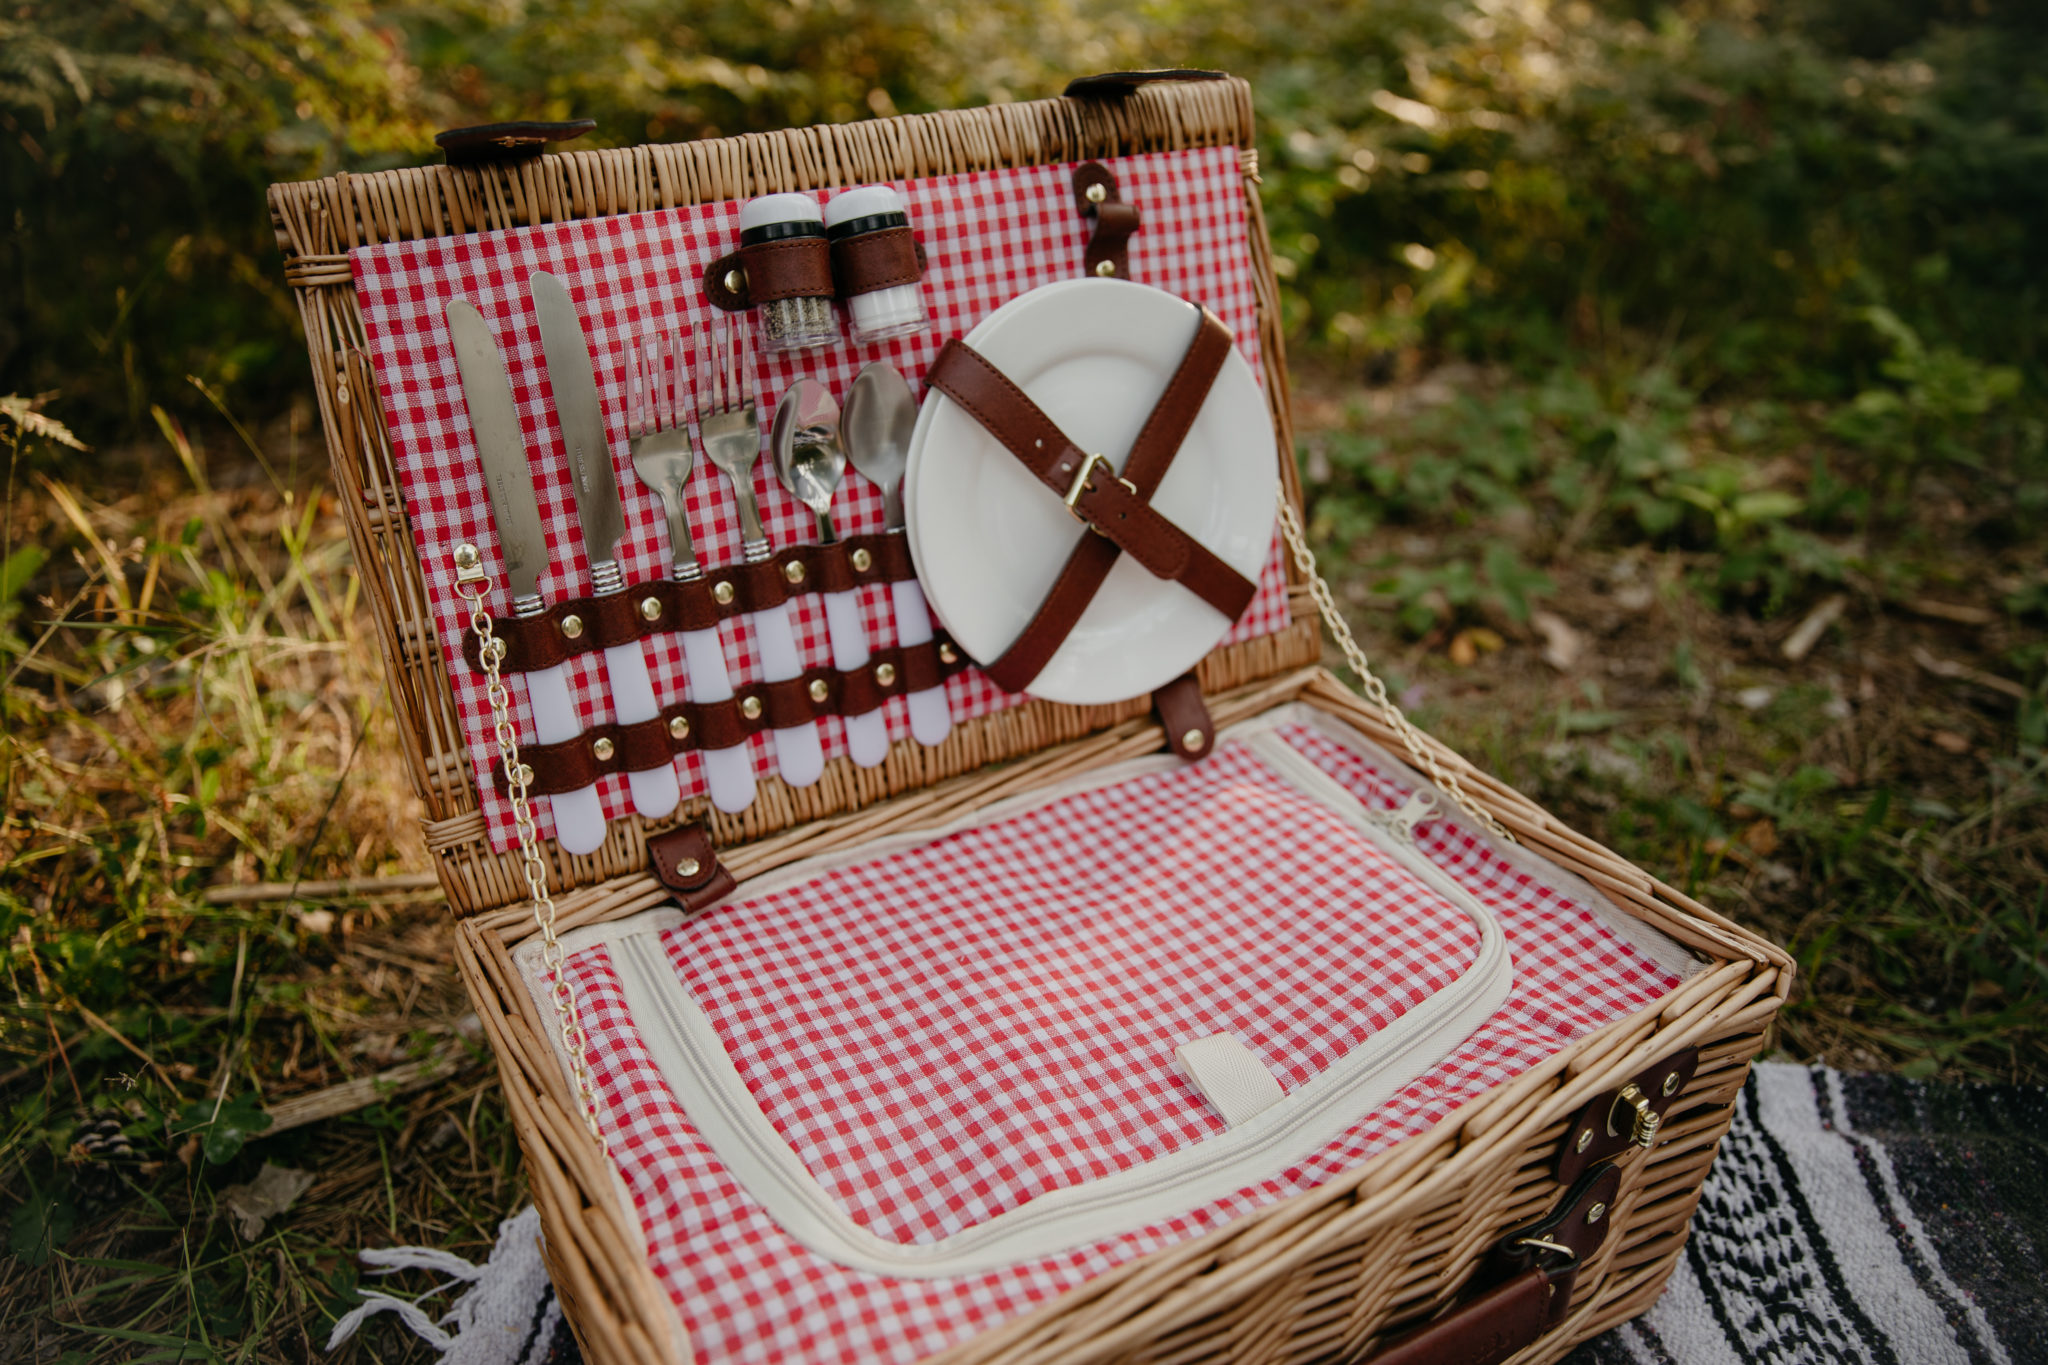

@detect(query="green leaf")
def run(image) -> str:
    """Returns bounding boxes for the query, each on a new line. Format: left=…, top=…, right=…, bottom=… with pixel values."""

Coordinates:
left=9, top=1188, right=76, bottom=1267
left=1, top=545, right=46, bottom=600
left=174, top=1092, right=272, bottom=1165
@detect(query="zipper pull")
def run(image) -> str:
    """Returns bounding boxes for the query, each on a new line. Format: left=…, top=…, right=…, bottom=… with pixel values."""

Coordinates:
left=1377, top=789, right=1440, bottom=845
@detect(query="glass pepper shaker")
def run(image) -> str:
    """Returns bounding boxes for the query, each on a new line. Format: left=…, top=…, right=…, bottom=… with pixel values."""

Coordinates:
left=824, top=185, right=929, bottom=345
left=739, top=192, right=840, bottom=353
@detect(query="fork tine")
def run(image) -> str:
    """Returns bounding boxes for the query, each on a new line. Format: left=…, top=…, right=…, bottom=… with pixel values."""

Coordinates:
left=627, top=333, right=645, bottom=438
left=668, top=329, right=687, bottom=430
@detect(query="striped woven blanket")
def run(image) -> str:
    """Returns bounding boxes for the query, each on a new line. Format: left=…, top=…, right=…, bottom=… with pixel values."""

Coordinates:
left=330, top=1062, right=2046, bottom=1364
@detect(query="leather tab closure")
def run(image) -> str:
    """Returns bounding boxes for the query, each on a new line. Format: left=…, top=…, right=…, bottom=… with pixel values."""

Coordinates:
left=1554, top=1046, right=1700, bottom=1184
left=648, top=822, right=734, bottom=912
left=1153, top=672, right=1214, bottom=761
left=1071, top=163, right=1139, bottom=280
left=1063, top=70, right=1229, bottom=99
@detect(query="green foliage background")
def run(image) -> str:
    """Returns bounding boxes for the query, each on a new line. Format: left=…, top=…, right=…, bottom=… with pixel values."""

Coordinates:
left=2, top=0, right=2043, bottom=446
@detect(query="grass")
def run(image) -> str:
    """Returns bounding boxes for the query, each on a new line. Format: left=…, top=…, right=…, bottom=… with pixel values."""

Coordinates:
left=0, top=343, right=2042, bottom=1356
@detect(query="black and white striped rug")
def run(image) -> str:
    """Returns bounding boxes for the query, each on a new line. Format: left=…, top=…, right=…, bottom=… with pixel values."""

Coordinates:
left=331, top=1063, right=2046, bottom=1364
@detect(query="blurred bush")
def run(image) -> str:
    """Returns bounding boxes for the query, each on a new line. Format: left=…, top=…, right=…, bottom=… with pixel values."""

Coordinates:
left=1, top=0, right=2042, bottom=451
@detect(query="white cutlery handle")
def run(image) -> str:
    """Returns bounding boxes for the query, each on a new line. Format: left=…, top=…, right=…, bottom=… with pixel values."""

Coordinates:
left=750, top=602, right=823, bottom=788
left=604, top=640, right=680, bottom=819
left=526, top=661, right=606, bottom=855
left=892, top=577, right=953, bottom=747
left=679, top=625, right=756, bottom=814
left=824, top=590, right=888, bottom=769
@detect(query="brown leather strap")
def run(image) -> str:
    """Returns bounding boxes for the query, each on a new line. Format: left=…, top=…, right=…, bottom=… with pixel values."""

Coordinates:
left=1366, top=1163, right=1622, bottom=1364
left=925, top=308, right=1255, bottom=694
left=500, top=635, right=971, bottom=795
left=434, top=119, right=594, bottom=165
left=648, top=823, right=734, bottom=912
left=831, top=226, right=925, bottom=297
left=1554, top=1045, right=1698, bottom=1184
left=1072, top=163, right=1139, bottom=279
left=1153, top=672, right=1214, bottom=761
left=462, top=533, right=916, bottom=673
left=702, top=237, right=834, bottom=310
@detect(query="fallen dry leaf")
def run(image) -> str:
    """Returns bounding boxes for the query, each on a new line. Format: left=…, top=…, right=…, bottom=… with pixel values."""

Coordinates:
left=1529, top=610, right=1583, bottom=672
left=1742, top=819, right=1780, bottom=857
left=219, top=1162, right=314, bottom=1240
left=1931, top=730, right=1972, bottom=755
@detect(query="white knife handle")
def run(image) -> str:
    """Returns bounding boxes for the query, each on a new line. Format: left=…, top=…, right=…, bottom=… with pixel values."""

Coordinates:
left=891, top=577, right=953, bottom=747
left=749, top=602, right=823, bottom=788
left=603, top=640, right=680, bottom=820
left=526, top=662, right=606, bottom=855
left=679, top=625, right=756, bottom=814
left=823, top=590, right=888, bottom=769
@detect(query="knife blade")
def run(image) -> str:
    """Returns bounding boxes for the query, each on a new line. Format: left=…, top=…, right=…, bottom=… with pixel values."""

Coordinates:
left=445, top=299, right=609, bottom=855
left=529, top=270, right=681, bottom=822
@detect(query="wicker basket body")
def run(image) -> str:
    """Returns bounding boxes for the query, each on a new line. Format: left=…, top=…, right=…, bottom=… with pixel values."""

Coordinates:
left=268, top=75, right=1790, bottom=1365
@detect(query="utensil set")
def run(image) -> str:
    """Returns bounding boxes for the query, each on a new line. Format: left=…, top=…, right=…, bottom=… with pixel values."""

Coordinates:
left=448, top=275, right=951, bottom=849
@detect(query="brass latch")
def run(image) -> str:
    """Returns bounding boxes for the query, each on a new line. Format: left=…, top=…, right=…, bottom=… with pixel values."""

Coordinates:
left=1609, top=1082, right=1661, bottom=1149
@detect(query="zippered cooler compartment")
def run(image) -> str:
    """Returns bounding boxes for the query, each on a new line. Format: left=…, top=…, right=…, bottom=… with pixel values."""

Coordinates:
left=527, top=713, right=1514, bottom=1275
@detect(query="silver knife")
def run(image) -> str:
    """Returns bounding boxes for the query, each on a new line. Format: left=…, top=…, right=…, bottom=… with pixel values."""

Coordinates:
left=446, top=299, right=609, bottom=855
left=529, top=270, right=681, bottom=822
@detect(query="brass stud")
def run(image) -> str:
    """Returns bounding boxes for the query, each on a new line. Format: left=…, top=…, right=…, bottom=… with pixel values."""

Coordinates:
left=1094, top=259, right=1116, bottom=278
left=1182, top=728, right=1207, bottom=753
left=668, top=715, right=690, bottom=741
left=850, top=547, right=873, bottom=573
left=808, top=678, right=829, bottom=703
left=592, top=736, right=615, bottom=761
left=938, top=642, right=958, bottom=665
left=1662, top=1071, right=1682, bottom=1097
left=724, top=268, right=746, bottom=295
left=453, top=544, right=481, bottom=572
left=1085, top=181, right=1107, bottom=205
left=784, top=560, right=806, bottom=585
left=1576, top=1127, right=1594, bottom=1153
left=513, top=763, right=534, bottom=787
left=874, top=662, right=897, bottom=688
left=675, top=855, right=701, bottom=879
left=1586, top=1201, right=1607, bottom=1225
left=561, top=614, right=585, bottom=639
left=740, top=695, right=763, bottom=720
left=712, top=580, right=736, bottom=606
left=638, top=595, right=663, bottom=621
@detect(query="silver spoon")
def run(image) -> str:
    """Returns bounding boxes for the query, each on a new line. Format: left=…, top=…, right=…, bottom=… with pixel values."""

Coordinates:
left=772, top=379, right=888, bottom=768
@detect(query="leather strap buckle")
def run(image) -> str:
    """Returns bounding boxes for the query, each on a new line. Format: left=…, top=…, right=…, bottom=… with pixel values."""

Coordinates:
left=1063, top=451, right=1136, bottom=528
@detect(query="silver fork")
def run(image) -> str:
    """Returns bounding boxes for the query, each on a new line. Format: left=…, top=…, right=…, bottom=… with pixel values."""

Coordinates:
left=695, top=315, right=824, bottom=789
left=627, top=328, right=757, bottom=815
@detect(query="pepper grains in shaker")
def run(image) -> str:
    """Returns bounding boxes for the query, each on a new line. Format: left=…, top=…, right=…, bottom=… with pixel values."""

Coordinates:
left=738, top=192, right=840, bottom=352
left=825, top=185, right=928, bottom=345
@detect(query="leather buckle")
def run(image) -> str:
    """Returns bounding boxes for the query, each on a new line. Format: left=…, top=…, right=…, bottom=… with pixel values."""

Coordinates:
left=1063, top=451, right=1136, bottom=530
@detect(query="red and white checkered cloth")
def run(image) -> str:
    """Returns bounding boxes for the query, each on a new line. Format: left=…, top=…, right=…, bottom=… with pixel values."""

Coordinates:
left=351, top=145, right=1291, bottom=850
left=559, top=723, right=1688, bottom=1364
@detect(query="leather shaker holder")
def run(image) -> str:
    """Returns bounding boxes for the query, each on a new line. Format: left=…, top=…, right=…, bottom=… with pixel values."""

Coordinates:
left=461, top=534, right=918, bottom=674
left=498, top=637, right=971, bottom=796
left=1072, top=163, right=1139, bottom=279
left=831, top=226, right=926, bottom=298
left=648, top=822, right=735, bottom=912
left=703, top=238, right=834, bottom=312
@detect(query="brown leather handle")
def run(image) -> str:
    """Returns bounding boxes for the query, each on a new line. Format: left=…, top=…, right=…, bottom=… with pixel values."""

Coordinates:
left=1364, top=1163, right=1622, bottom=1365
left=1063, top=70, right=1228, bottom=99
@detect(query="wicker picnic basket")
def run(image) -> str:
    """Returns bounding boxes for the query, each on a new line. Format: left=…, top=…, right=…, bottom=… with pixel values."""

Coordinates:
left=267, top=73, right=1791, bottom=1365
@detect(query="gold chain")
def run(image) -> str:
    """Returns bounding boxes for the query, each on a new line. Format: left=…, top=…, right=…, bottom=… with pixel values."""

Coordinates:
left=453, top=547, right=609, bottom=1150
left=1276, top=494, right=1516, bottom=844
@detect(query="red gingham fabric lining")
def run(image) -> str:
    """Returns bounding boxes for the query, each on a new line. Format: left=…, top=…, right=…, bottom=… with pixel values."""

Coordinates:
left=349, top=145, right=1290, bottom=850
left=660, top=740, right=1480, bottom=1247
left=556, top=719, right=1689, bottom=1364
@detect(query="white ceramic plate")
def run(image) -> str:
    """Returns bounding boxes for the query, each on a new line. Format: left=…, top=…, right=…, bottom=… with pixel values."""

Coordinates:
left=905, top=279, right=1275, bottom=705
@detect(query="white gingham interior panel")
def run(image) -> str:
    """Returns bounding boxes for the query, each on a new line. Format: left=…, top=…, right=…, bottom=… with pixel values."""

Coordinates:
left=351, top=145, right=1291, bottom=850
left=551, top=710, right=1692, bottom=1365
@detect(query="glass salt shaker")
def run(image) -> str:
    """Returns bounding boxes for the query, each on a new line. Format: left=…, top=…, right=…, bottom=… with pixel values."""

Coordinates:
left=739, top=192, right=839, bottom=353
left=824, top=185, right=929, bottom=345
